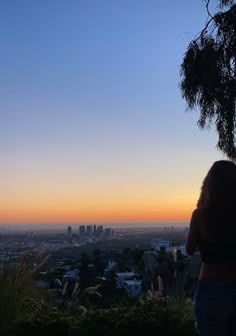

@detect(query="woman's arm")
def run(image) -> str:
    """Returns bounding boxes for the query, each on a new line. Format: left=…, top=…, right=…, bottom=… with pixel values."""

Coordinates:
left=185, top=209, right=200, bottom=255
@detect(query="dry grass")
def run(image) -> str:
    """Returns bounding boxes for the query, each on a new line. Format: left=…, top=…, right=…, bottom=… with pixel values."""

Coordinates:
left=0, top=246, right=49, bottom=328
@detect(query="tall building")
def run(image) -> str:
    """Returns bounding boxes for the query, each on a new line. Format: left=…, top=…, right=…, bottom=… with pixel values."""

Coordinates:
left=104, top=228, right=111, bottom=237
left=93, top=225, right=97, bottom=234
left=67, top=226, right=72, bottom=235
left=97, top=225, right=103, bottom=234
left=79, top=225, right=86, bottom=235
left=86, top=225, right=92, bottom=235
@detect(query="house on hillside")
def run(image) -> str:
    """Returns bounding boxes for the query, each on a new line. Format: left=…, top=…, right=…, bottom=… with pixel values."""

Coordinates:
left=151, top=239, right=172, bottom=252
left=115, top=272, right=138, bottom=288
left=123, top=279, right=142, bottom=298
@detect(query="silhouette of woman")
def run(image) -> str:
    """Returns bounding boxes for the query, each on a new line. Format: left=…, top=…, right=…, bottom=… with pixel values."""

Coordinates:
left=186, top=160, right=236, bottom=336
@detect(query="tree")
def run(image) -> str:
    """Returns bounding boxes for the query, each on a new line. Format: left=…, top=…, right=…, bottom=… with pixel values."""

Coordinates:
left=180, top=0, right=236, bottom=159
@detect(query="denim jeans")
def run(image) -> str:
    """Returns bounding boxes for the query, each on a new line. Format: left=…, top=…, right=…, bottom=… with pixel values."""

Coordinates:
left=195, top=280, right=236, bottom=336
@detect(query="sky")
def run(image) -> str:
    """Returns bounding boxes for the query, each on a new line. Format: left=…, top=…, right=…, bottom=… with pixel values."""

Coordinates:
left=0, top=0, right=224, bottom=225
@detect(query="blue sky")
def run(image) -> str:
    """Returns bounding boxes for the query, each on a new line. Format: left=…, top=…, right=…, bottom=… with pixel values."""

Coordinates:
left=0, top=1, right=224, bottom=223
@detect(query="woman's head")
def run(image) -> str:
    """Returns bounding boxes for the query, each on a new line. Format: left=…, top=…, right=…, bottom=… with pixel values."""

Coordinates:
left=197, top=160, right=236, bottom=209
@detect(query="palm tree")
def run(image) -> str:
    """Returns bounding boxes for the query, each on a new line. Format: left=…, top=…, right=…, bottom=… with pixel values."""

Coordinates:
left=180, top=0, right=236, bottom=159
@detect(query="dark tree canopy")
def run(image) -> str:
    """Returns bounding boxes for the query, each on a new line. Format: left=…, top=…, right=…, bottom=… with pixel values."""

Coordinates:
left=180, top=0, right=236, bottom=159
left=219, top=0, right=234, bottom=7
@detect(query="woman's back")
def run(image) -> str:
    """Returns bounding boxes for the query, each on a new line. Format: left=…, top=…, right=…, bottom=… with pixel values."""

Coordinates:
left=195, top=207, right=236, bottom=279
left=198, top=208, right=236, bottom=242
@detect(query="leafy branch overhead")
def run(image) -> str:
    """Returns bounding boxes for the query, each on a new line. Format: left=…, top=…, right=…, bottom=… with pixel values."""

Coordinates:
left=180, top=0, right=236, bottom=159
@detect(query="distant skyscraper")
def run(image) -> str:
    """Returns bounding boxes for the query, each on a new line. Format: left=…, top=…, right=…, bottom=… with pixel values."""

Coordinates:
left=97, top=225, right=103, bottom=235
left=93, top=225, right=97, bottom=234
left=86, top=225, right=92, bottom=235
left=67, top=226, right=72, bottom=235
left=79, top=225, right=86, bottom=235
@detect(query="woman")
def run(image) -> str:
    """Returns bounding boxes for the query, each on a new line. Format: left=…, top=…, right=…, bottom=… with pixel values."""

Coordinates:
left=186, top=160, right=236, bottom=336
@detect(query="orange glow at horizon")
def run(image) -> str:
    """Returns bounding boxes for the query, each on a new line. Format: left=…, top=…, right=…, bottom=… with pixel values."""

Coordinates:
left=1, top=197, right=195, bottom=224
left=1, top=160, right=200, bottom=225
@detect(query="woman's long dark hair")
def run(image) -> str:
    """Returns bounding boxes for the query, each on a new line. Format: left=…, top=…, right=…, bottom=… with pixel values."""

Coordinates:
left=197, top=160, right=236, bottom=209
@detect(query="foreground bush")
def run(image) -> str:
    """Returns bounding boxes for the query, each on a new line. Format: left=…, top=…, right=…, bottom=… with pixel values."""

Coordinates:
left=0, top=260, right=34, bottom=328
left=3, top=298, right=195, bottom=336
left=0, top=248, right=49, bottom=329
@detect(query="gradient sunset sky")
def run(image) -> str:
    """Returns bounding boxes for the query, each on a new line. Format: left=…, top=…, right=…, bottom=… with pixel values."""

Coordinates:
left=0, top=0, right=224, bottom=225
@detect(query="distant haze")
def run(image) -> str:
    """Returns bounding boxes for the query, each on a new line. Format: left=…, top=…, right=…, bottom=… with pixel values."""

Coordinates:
left=0, top=221, right=189, bottom=234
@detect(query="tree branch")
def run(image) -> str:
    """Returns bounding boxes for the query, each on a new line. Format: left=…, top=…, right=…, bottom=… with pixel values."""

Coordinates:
left=205, top=0, right=214, bottom=19
left=195, top=16, right=215, bottom=41
left=195, top=3, right=236, bottom=42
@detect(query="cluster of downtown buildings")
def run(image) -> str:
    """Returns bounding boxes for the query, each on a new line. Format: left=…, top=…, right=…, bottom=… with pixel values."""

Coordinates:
left=67, top=225, right=115, bottom=239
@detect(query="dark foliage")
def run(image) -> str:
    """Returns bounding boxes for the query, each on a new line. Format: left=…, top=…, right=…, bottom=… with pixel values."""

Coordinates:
left=219, top=0, right=234, bottom=8
left=180, top=1, right=236, bottom=159
left=2, top=299, right=195, bottom=336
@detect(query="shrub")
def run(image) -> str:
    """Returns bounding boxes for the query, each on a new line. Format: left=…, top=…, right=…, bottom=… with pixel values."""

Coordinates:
left=0, top=248, right=49, bottom=328
left=8, top=298, right=195, bottom=336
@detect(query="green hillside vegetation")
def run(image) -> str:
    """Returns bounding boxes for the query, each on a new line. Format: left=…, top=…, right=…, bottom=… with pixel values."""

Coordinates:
left=0, top=253, right=196, bottom=336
